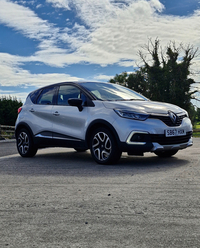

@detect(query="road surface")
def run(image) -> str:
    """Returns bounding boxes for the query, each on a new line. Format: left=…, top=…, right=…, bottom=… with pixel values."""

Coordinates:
left=0, top=138, right=200, bottom=247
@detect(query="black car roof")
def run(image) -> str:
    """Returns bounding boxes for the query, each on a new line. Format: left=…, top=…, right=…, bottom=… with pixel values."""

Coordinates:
left=27, top=81, right=108, bottom=102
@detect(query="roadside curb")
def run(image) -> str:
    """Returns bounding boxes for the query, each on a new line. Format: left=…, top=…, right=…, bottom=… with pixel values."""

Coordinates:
left=0, top=139, right=16, bottom=143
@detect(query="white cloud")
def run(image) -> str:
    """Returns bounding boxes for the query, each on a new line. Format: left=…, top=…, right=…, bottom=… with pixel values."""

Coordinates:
left=0, top=53, right=83, bottom=88
left=0, top=0, right=55, bottom=40
left=94, top=74, right=114, bottom=81
left=45, top=0, right=200, bottom=75
left=0, top=0, right=200, bottom=89
left=46, top=0, right=116, bottom=28
left=0, top=90, right=28, bottom=102
left=79, top=3, right=199, bottom=64
left=36, top=4, right=42, bottom=9
left=1, top=0, right=200, bottom=69
left=149, top=0, right=164, bottom=12
left=46, top=0, right=71, bottom=10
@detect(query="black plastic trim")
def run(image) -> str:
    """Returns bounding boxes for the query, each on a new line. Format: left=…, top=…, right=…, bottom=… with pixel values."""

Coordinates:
left=120, top=142, right=153, bottom=153
left=15, top=122, right=34, bottom=139
left=85, top=119, right=121, bottom=148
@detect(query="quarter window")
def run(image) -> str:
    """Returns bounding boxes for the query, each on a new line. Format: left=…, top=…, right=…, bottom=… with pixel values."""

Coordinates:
left=36, top=87, right=56, bottom=105
left=29, top=89, right=41, bottom=104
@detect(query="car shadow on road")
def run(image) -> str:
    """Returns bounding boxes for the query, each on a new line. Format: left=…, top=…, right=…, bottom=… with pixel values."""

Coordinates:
left=0, top=148, right=191, bottom=177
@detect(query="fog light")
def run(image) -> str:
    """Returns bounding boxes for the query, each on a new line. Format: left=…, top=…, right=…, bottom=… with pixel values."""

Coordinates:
left=126, top=131, right=149, bottom=145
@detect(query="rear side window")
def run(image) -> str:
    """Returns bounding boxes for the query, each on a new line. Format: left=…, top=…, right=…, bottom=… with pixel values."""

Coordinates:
left=36, top=87, right=56, bottom=105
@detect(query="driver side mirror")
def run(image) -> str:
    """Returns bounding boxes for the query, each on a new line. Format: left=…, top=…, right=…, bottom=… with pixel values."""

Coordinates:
left=68, top=98, right=83, bottom=112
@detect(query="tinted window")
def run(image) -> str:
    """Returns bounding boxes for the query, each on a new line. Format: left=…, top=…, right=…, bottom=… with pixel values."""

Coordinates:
left=57, top=85, right=82, bottom=105
left=36, top=87, right=56, bottom=105
left=29, top=89, right=41, bottom=103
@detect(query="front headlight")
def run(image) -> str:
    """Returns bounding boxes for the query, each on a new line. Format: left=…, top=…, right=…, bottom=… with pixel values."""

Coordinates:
left=185, top=111, right=189, bottom=118
left=114, top=109, right=149, bottom=121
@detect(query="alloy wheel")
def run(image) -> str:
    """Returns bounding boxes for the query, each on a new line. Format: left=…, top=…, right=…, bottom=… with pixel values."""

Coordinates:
left=18, top=131, right=30, bottom=155
left=92, top=131, right=112, bottom=162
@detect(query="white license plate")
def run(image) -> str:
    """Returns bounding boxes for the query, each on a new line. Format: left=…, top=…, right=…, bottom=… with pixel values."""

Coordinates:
left=165, top=129, right=186, bottom=137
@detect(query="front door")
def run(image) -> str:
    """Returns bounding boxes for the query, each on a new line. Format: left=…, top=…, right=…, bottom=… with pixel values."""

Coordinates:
left=51, top=84, right=88, bottom=147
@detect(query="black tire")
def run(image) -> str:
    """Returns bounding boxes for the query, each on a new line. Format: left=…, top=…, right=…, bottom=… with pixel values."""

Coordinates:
left=90, top=127, right=122, bottom=164
left=154, top=150, right=178, bottom=158
left=16, top=128, right=38, bottom=157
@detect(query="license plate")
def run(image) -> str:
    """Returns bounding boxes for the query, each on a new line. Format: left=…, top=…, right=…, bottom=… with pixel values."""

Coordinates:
left=165, top=129, right=186, bottom=137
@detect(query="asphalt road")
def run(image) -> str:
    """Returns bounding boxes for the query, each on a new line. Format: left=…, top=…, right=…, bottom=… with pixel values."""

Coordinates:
left=0, top=139, right=200, bottom=248
left=0, top=139, right=17, bottom=157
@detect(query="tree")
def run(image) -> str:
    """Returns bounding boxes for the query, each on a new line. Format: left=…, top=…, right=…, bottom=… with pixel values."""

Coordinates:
left=110, top=38, right=199, bottom=119
left=0, top=96, right=23, bottom=126
left=110, top=69, right=149, bottom=97
left=196, top=108, right=200, bottom=121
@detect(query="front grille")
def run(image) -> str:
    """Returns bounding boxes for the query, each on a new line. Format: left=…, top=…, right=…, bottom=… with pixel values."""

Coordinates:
left=150, top=131, right=192, bottom=145
left=149, top=114, right=187, bottom=127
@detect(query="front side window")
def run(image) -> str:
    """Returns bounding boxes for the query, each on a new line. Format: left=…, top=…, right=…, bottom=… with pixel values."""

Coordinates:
left=57, top=85, right=83, bottom=105
left=36, top=87, right=56, bottom=105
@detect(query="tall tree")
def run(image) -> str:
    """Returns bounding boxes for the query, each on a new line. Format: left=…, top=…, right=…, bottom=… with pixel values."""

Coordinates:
left=110, top=38, right=199, bottom=116
left=109, top=69, right=149, bottom=97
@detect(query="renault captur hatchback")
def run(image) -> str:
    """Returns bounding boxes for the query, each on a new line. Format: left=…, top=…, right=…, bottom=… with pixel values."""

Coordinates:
left=15, top=82, right=193, bottom=164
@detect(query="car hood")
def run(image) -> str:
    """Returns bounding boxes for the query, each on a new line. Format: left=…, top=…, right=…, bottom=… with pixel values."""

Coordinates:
left=103, top=100, right=186, bottom=115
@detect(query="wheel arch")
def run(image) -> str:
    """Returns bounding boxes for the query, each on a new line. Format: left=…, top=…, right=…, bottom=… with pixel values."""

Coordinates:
left=85, top=119, right=120, bottom=147
left=15, top=122, right=34, bottom=139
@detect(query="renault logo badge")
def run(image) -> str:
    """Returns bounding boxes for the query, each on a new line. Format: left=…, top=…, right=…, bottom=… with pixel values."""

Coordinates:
left=168, top=111, right=177, bottom=124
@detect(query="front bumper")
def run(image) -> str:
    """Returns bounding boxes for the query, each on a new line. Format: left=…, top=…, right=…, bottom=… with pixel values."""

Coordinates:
left=120, top=131, right=193, bottom=154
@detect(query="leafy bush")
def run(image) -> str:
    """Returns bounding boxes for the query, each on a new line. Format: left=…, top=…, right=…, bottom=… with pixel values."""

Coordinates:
left=0, top=96, right=23, bottom=126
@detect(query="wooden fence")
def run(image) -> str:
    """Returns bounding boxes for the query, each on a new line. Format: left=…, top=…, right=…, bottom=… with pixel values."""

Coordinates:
left=0, top=125, right=15, bottom=139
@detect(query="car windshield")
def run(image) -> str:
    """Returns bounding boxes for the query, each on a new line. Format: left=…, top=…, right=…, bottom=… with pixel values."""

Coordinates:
left=81, top=82, right=147, bottom=101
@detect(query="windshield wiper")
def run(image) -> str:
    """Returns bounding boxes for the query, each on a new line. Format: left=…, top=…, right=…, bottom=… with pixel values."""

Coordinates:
left=123, top=99, right=145, bottom=101
left=106, top=99, right=145, bottom=101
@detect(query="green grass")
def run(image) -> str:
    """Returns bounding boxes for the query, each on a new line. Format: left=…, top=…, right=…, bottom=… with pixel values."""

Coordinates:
left=193, top=121, right=200, bottom=137
left=193, top=132, right=200, bottom=138
left=0, top=131, right=14, bottom=139
left=193, top=121, right=200, bottom=129
left=195, top=121, right=200, bottom=126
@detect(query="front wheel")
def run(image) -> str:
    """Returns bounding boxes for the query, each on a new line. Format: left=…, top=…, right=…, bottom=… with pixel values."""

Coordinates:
left=90, top=127, right=121, bottom=164
left=16, top=128, right=38, bottom=157
left=154, top=150, right=178, bottom=158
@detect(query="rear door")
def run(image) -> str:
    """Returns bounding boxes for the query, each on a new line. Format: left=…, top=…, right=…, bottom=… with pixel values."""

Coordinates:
left=27, top=86, right=56, bottom=141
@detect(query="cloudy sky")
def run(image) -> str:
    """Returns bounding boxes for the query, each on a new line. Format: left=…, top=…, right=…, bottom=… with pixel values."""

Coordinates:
left=0, top=0, right=200, bottom=103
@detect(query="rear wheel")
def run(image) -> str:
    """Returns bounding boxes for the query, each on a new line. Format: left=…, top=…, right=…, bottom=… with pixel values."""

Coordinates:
left=90, top=127, right=121, bottom=164
left=154, top=150, right=178, bottom=158
left=16, top=128, right=38, bottom=157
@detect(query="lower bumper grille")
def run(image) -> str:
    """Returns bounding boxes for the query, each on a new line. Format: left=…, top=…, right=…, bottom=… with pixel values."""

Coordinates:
left=150, top=131, right=192, bottom=145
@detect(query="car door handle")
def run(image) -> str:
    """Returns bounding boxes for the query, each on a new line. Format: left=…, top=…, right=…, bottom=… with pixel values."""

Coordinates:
left=29, top=108, right=35, bottom=112
left=53, top=111, right=60, bottom=116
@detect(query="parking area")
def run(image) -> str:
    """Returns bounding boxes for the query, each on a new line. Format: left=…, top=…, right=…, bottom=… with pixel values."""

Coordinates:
left=0, top=139, right=200, bottom=247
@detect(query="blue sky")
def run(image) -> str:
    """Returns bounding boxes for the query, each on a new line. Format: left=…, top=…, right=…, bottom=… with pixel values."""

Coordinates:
left=0, top=0, right=200, bottom=104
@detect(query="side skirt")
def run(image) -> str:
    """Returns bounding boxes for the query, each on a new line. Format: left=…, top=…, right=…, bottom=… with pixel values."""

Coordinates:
left=34, top=131, right=88, bottom=150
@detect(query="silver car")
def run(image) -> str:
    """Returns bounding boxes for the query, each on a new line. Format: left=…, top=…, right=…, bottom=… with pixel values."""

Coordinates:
left=15, top=82, right=193, bottom=164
